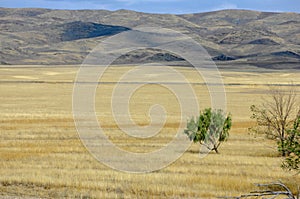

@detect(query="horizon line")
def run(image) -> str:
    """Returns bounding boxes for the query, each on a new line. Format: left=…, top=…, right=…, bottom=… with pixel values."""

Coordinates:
left=0, top=6, right=298, bottom=15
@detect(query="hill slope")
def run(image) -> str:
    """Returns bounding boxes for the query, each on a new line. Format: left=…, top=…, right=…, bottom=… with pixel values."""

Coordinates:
left=0, top=8, right=300, bottom=69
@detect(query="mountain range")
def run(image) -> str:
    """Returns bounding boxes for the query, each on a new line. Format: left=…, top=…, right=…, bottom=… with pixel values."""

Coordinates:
left=1, top=7, right=300, bottom=69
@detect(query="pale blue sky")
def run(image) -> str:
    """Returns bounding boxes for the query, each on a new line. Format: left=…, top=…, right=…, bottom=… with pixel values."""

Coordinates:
left=1, top=0, right=300, bottom=14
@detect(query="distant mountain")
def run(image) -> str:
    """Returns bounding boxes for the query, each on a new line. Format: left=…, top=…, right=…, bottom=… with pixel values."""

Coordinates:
left=0, top=7, right=300, bottom=69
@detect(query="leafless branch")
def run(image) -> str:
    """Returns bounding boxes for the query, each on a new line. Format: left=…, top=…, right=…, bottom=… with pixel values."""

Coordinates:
left=219, top=181, right=297, bottom=199
left=250, top=85, right=300, bottom=156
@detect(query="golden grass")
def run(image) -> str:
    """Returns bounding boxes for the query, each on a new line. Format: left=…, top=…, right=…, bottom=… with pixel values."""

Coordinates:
left=0, top=65, right=299, bottom=198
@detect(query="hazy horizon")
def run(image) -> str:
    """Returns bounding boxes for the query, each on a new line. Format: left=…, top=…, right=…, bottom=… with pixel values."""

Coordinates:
left=1, top=0, right=300, bottom=14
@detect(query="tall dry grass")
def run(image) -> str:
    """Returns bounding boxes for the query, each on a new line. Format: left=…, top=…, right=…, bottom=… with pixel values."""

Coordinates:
left=0, top=66, right=299, bottom=198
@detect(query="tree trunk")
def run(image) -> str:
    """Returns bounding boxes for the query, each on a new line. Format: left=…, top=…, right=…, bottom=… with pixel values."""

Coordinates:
left=213, top=146, right=219, bottom=154
left=280, top=139, right=286, bottom=156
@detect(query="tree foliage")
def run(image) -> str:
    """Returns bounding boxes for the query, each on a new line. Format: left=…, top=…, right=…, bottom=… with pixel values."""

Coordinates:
left=184, top=108, right=232, bottom=153
left=282, top=114, right=300, bottom=172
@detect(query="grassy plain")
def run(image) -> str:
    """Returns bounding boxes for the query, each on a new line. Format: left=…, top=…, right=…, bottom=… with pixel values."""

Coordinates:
left=0, top=65, right=299, bottom=198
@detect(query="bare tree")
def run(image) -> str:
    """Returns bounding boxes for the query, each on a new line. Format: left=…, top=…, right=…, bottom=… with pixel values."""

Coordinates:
left=250, top=85, right=300, bottom=156
left=220, top=181, right=299, bottom=199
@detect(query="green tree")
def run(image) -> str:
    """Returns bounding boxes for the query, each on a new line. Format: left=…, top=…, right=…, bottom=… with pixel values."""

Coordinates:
left=184, top=108, right=232, bottom=153
left=282, top=114, right=300, bottom=172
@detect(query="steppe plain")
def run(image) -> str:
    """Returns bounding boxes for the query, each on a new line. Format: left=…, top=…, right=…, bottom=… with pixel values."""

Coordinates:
left=0, top=65, right=299, bottom=198
left=1, top=7, right=300, bottom=198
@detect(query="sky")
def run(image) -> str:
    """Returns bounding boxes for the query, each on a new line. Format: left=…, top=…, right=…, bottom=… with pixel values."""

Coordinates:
left=1, top=0, right=300, bottom=14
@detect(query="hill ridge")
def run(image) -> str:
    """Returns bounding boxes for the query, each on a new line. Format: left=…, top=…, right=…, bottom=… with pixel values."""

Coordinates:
left=0, top=8, right=299, bottom=69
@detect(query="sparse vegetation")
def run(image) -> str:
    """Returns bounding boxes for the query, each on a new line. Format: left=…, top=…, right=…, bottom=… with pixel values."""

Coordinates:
left=0, top=66, right=299, bottom=198
left=184, top=108, right=232, bottom=153
left=250, top=86, right=300, bottom=157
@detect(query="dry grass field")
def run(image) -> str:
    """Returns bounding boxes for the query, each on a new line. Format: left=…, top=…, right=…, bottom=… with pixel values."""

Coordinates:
left=0, top=65, right=299, bottom=198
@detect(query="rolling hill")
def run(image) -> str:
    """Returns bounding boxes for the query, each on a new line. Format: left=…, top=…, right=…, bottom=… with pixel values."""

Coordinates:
left=0, top=7, right=300, bottom=69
